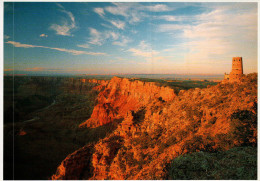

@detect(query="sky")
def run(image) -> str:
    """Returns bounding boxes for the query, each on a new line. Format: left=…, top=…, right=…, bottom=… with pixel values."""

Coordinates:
left=3, top=2, right=258, bottom=75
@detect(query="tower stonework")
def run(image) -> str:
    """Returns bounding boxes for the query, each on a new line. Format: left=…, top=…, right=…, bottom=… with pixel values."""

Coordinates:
left=229, top=57, right=243, bottom=82
left=223, top=57, right=244, bottom=83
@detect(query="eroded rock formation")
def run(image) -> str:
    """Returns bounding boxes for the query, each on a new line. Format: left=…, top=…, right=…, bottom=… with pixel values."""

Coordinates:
left=79, top=77, right=176, bottom=128
left=52, top=74, right=257, bottom=180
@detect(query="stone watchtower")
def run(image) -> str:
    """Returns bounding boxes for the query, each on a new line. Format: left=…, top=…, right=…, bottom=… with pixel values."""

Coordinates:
left=231, top=57, right=243, bottom=75
left=223, top=57, right=243, bottom=83
left=229, top=57, right=243, bottom=81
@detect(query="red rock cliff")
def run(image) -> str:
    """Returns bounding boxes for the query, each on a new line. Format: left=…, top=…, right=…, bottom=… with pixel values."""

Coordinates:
left=52, top=73, right=257, bottom=180
left=79, top=77, right=176, bottom=128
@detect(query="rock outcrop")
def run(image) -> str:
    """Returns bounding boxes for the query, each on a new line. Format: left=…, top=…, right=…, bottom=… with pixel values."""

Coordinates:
left=52, top=73, right=257, bottom=180
left=79, top=77, right=176, bottom=128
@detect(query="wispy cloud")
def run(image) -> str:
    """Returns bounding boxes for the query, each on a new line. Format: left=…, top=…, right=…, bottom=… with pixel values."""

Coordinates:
left=109, top=20, right=125, bottom=29
left=139, top=40, right=151, bottom=49
left=6, top=41, right=45, bottom=48
left=156, top=15, right=192, bottom=22
left=105, top=3, right=129, bottom=17
left=110, top=32, right=119, bottom=40
left=113, top=36, right=130, bottom=46
left=94, top=6, right=127, bottom=30
left=158, top=4, right=257, bottom=66
left=128, top=48, right=158, bottom=58
left=145, top=4, right=172, bottom=12
left=6, top=41, right=106, bottom=56
left=94, top=7, right=105, bottom=17
left=101, top=3, right=172, bottom=25
left=77, top=44, right=90, bottom=49
left=104, top=3, right=144, bottom=24
left=40, top=33, right=48, bottom=38
left=50, top=3, right=76, bottom=36
left=88, top=28, right=129, bottom=46
left=88, top=28, right=103, bottom=45
left=94, top=2, right=167, bottom=36
left=128, top=40, right=159, bottom=57
left=156, top=15, right=194, bottom=22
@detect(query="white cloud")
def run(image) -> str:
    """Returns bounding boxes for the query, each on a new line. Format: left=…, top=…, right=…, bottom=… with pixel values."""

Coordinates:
left=128, top=12, right=142, bottom=24
left=105, top=3, right=144, bottom=24
left=145, top=4, right=172, bottom=12
left=94, top=3, right=172, bottom=31
left=50, top=24, right=73, bottom=36
left=77, top=44, right=90, bottom=49
left=94, top=5, right=128, bottom=30
left=159, top=5, right=257, bottom=72
left=110, top=32, right=119, bottom=40
left=56, top=3, right=65, bottom=10
left=157, top=15, right=179, bottom=22
left=105, top=4, right=128, bottom=17
left=40, top=34, right=48, bottom=38
left=94, top=8, right=105, bottom=17
left=128, top=48, right=149, bottom=57
left=5, top=41, right=106, bottom=56
left=88, top=28, right=126, bottom=46
left=88, top=28, right=103, bottom=45
left=113, top=36, right=130, bottom=46
left=139, top=40, right=150, bottom=49
left=97, top=3, right=173, bottom=29
left=109, top=20, right=125, bottom=29
left=128, top=40, right=159, bottom=58
left=128, top=48, right=158, bottom=58
left=50, top=3, right=76, bottom=36
left=6, top=41, right=45, bottom=48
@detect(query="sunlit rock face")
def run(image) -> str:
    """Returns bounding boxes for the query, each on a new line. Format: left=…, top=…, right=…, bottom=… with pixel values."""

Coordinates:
left=53, top=73, right=257, bottom=180
left=79, top=77, right=176, bottom=128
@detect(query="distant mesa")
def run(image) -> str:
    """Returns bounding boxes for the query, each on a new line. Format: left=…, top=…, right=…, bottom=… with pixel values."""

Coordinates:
left=223, top=57, right=243, bottom=83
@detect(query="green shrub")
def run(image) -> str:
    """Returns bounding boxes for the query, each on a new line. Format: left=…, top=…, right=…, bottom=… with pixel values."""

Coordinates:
left=230, top=109, right=257, bottom=146
left=168, top=147, right=257, bottom=180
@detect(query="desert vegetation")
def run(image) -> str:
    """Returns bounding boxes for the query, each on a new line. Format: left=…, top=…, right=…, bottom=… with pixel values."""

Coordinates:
left=168, top=147, right=257, bottom=180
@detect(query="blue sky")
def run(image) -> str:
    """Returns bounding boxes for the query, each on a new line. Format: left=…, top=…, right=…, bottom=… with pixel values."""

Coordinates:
left=4, top=2, right=258, bottom=75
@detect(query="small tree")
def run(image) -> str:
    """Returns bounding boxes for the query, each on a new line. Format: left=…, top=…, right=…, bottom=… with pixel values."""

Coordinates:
left=230, top=109, right=257, bottom=146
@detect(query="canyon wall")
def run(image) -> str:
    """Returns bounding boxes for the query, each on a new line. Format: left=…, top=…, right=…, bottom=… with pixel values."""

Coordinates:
left=52, top=73, right=257, bottom=180
left=79, top=77, right=176, bottom=128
